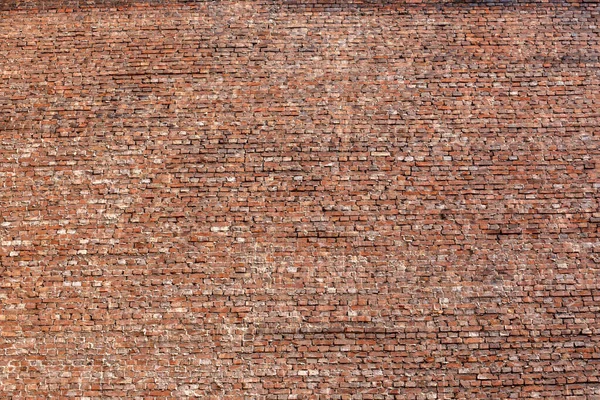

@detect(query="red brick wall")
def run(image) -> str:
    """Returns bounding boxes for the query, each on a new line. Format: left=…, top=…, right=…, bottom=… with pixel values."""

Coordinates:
left=1, top=1, right=599, bottom=398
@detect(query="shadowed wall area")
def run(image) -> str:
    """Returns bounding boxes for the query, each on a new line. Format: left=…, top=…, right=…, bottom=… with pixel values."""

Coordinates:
left=0, top=0, right=599, bottom=398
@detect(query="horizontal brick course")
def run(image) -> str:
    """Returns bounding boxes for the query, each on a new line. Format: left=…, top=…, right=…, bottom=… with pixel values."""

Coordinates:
left=0, top=0, right=599, bottom=398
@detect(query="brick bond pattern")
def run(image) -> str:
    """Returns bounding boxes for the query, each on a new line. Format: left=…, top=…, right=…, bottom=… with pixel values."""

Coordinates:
left=1, top=0, right=599, bottom=398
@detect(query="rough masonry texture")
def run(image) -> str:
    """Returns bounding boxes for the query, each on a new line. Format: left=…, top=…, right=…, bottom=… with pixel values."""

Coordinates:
left=0, top=0, right=599, bottom=398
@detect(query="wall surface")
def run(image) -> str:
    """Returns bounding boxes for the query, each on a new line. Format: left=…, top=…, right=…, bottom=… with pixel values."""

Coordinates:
left=0, top=0, right=599, bottom=398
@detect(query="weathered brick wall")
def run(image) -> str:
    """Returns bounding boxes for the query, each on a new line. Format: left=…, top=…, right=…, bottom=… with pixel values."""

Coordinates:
left=1, top=0, right=599, bottom=398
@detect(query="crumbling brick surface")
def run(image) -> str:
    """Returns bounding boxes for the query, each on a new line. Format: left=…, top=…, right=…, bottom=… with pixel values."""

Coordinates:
left=0, top=0, right=599, bottom=398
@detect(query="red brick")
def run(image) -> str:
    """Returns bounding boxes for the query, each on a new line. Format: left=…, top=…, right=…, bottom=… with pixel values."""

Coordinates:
left=0, top=0, right=599, bottom=399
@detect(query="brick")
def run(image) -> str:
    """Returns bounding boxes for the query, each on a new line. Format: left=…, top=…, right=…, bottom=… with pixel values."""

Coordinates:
left=0, top=0, right=599, bottom=399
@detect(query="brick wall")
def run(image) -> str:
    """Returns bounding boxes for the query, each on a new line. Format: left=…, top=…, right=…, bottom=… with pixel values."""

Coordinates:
left=0, top=0, right=599, bottom=398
